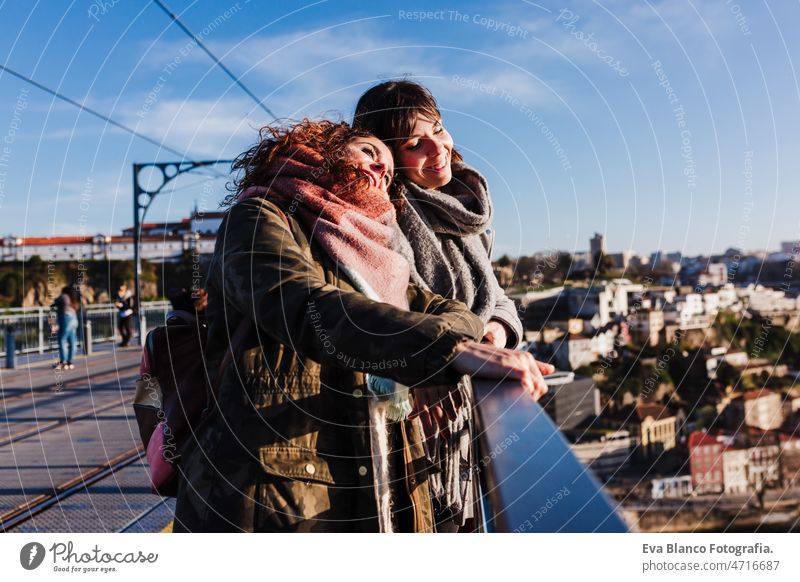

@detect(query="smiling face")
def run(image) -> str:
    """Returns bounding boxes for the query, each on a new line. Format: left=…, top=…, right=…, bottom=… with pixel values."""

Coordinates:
left=395, top=115, right=454, bottom=189
left=343, top=135, right=394, bottom=197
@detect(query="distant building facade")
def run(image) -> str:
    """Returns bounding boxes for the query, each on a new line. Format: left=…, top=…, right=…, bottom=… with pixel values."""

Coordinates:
left=651, top=475, right=693, bottom=499
left=722, top=449, right=749, bottom=494
left=590, top=232, right=607, bottom=258
left=727, top=390, right=786, bottom=431
left=689, top=431, right=726, bottom=494
left=630, top=404, right=679, bottom=460
left=1, top=209, right=222, bottom=263
left=628, top=309, right=665, bottom=347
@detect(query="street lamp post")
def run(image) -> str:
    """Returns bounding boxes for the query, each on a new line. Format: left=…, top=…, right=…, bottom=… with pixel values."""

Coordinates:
left=132, top=160, right=231, bottom=344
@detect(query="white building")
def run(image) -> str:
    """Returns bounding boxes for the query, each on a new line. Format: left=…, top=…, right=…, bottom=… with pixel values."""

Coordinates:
left=664, top=293, right=712, bottom=330
left=722, top=449, right=749, bottom=494
left=2, top=233, right=216, bottom=263
left=748, top=445, right=781, bottom=489
left=1, top=210, right=222, bottom=263
left=698, top=263, right=728, bottom=287
left=588, top=278, right=646, bottom=325
left=715, top=285, right=742, bottom=312
left=553, top=329, right=617, bottom=370
left=744, top=391, right=786, bottom=431
left=739, top=284, right=800, bottom=314
left=677, top=293, right=705, bottom=317
left=652, top=475, right=693, bottom=499
left=726, top=390, right=786, bottom=431
left=703, top=293, right=721, bottom=315
left=706, top=349, right=750, bottom=379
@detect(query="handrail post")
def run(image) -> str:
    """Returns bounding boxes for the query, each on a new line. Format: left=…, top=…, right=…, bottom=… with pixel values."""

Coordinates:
left=5, top=324, right=15, bottom=369
left=139, top=313, right=147, bottom=346
left=84, top=320, right=93, bottom=356
left=38, top=307, right=44, bottom=354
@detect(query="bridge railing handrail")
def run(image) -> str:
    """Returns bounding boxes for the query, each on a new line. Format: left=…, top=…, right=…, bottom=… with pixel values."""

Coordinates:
left=0, top=300, right=171, bottom=316
left=473, top=378, right=630, bottom=533
left=0, top=301, right=171, bottom=357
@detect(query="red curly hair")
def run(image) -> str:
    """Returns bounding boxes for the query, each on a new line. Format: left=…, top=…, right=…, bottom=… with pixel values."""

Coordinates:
left=227, top=119, right=382, bottom=205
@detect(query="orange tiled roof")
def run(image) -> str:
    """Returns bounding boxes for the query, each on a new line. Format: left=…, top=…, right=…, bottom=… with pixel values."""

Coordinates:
left=21, top=236, right=91, bottom=245
left=18, top=233, right=215, bottom=246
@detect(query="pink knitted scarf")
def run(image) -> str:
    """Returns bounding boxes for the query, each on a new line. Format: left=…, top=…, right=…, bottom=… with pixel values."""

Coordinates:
left=237, top=145, right=410, bottom=309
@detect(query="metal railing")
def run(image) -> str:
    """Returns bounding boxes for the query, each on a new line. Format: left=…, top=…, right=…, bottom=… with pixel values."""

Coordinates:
left=473, top=378, right=629, bottom=532
left=0, top=301, right=170, bottom=357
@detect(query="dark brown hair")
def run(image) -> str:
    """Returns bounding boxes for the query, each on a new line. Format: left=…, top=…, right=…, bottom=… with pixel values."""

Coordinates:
left=353, top=80, right=462, bottom=162
left=225, top=119, right=374, bottom=205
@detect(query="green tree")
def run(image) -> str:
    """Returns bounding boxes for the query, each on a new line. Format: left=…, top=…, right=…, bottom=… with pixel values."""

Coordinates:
left=557, top=252, right=573, bottom=279
left=0, top=272, right=22, bottom=303
left=496, top=254, right=512, bottom=268
left=714, top=361, right=741, bottom=389
left=593, top=251, right=614, bottom=277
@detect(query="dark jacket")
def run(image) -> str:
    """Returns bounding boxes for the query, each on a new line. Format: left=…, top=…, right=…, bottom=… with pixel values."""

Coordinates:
left=173, top=196, right=484, bottom=532
left=52, top=293, right=77, bottom=319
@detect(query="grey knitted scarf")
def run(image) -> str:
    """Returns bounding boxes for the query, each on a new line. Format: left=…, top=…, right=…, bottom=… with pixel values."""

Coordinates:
left=395, top=161, right=497, bottom=322
left=392, top=161, right=495, bottom=527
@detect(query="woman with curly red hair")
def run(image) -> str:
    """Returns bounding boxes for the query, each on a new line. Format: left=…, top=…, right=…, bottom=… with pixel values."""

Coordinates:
left=173, top=119, right=549, bottom=533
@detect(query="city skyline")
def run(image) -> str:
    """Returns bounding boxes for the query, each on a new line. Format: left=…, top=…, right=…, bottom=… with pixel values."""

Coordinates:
left=2, top=211, right=797, bottom=264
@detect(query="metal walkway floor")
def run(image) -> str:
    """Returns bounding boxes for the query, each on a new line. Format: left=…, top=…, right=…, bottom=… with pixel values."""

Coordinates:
left=0, top=348, right=174, bottom=533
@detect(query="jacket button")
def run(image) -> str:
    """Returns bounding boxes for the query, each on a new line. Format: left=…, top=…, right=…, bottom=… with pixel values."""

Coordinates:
left=305, top=463, right=316, bottom=475
left=358, top=465, right=368, bottom=476
left=353, top=389, right=363, bottom=398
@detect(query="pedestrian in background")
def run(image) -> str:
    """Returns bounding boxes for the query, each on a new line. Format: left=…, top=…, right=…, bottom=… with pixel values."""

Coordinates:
left=51, top=286, right=79, bottom=370
left=115, top=283, right=135, bottom=347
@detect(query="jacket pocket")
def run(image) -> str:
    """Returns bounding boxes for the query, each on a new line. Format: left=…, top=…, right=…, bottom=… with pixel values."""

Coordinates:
left=258, top=445, right=338, bottom=484
left=253, top=446, right=357, bottom=532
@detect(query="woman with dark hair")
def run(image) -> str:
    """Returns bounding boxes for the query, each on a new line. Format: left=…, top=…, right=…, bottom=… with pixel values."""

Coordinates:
left=354, top=80, right=546, bottom=532
left=173, top=119, right=550, bottom=533
left=51, top=285, right=79, bottom=370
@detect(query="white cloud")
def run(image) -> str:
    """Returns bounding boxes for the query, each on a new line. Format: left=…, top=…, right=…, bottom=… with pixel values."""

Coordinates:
left=122, top=96, right=260, bottom=159
left=134, top=19, right=563, bottom=122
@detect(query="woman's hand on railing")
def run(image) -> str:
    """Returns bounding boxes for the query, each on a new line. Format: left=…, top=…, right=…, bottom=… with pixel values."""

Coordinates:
left=450, top=342, right=555, bottom=400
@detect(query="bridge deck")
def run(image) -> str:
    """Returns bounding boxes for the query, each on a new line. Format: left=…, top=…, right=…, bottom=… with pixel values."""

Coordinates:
left=0, top=346, right=173, bottom=533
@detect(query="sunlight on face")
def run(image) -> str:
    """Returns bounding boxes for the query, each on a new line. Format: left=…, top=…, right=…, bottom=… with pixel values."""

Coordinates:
left=396, top=116, right=454, bottom=189
left=344, top=136, right=395, bottom=197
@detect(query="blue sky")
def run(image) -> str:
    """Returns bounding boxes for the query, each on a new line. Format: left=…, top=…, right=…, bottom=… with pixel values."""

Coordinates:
left=0, top=0, right=798, bottom=258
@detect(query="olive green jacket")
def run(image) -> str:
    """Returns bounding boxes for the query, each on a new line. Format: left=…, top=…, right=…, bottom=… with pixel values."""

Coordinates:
left=173, top=196, right=483, bottom=532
